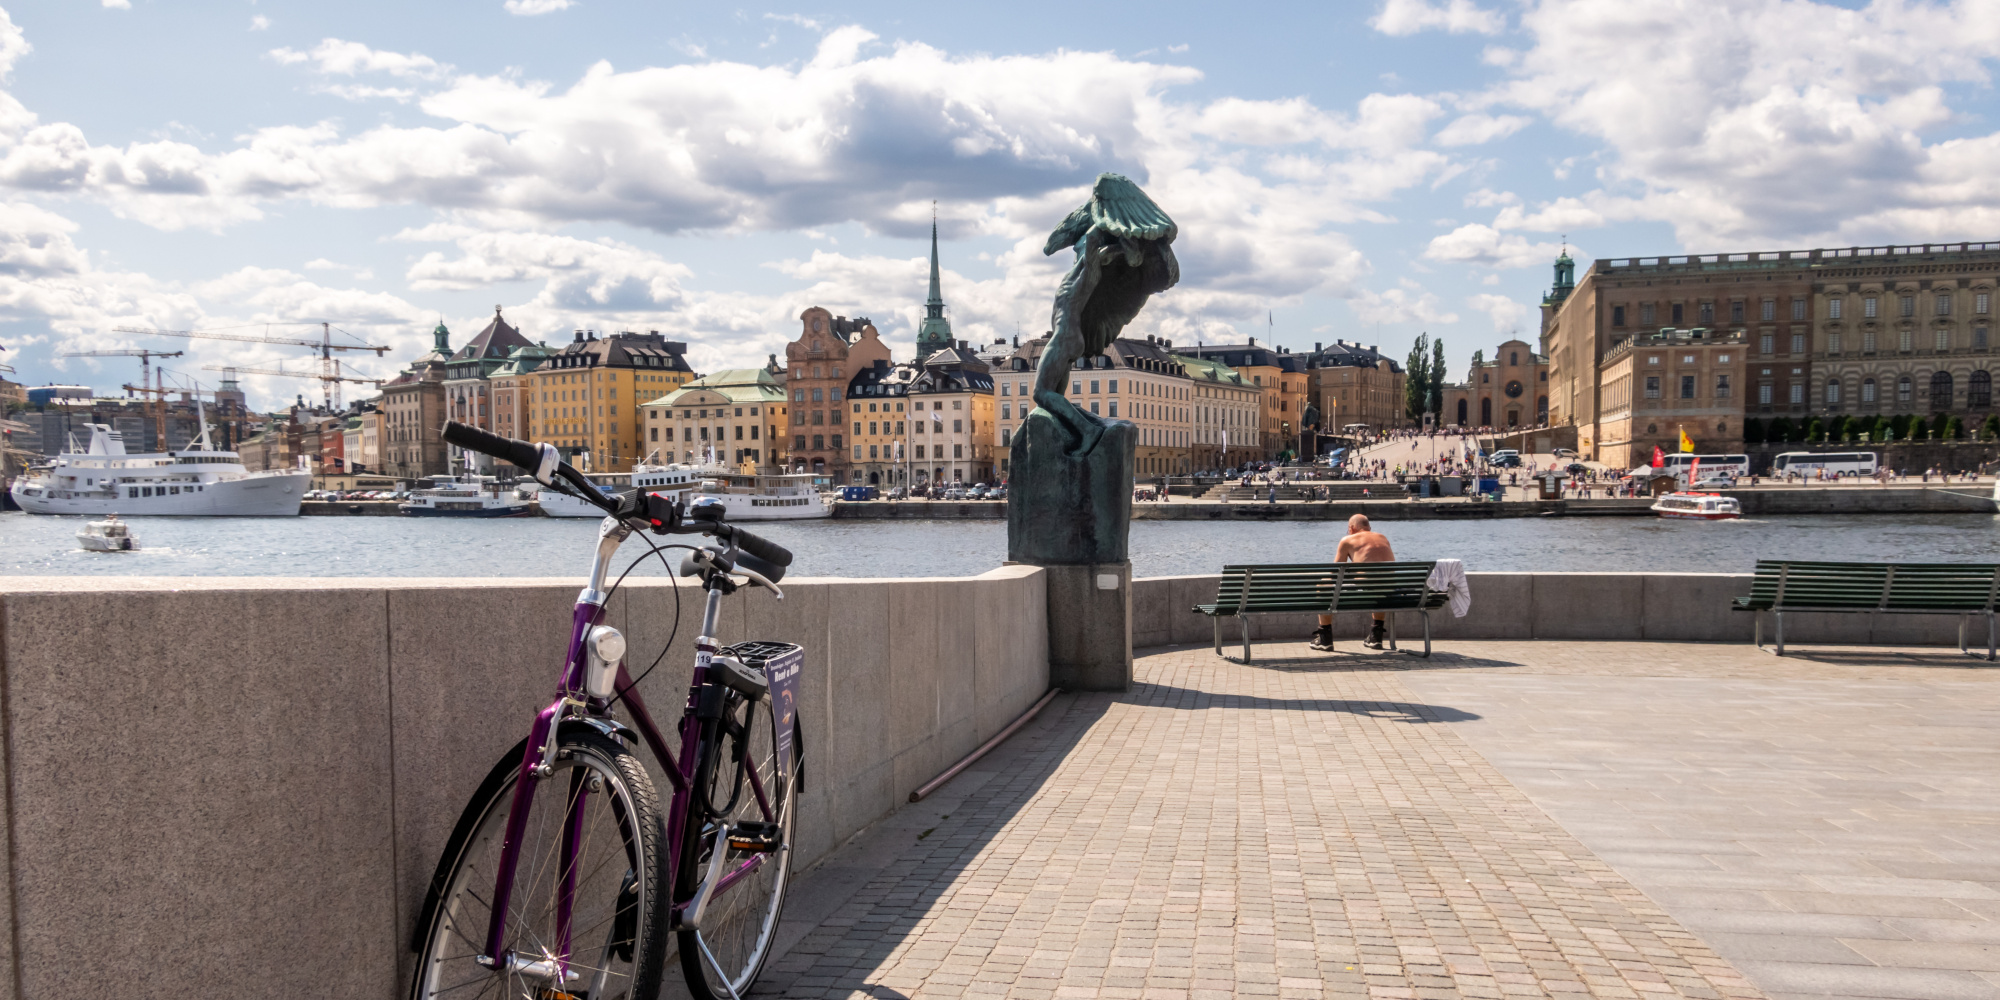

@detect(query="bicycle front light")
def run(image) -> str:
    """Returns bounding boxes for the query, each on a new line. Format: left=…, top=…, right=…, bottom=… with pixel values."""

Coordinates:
left=585, top=625, right=626, bottom=699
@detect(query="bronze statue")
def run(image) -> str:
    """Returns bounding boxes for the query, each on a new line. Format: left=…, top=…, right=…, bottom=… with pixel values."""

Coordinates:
left=1008, top=174, right=1179, bottom=565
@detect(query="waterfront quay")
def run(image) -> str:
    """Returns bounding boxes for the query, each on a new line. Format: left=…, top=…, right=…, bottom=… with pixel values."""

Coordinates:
left=3, top=571, right=1994, bottom=999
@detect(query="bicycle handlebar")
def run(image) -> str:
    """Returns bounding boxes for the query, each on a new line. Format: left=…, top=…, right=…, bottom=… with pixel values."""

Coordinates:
left=440, top=421, right=795, bottom=578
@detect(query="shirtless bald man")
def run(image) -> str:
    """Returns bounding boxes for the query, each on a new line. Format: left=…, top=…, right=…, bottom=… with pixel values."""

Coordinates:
left=1311, top=514, right=1396, bottom=651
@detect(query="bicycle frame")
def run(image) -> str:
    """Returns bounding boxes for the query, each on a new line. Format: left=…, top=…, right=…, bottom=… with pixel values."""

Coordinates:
left=474, top=515, right=788, bottom=983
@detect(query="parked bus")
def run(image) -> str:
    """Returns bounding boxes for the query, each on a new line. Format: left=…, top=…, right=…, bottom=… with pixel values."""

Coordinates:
left=1771, top=451, right=1879, bottom=476
left=1659, top=453, right=1751, bottom=479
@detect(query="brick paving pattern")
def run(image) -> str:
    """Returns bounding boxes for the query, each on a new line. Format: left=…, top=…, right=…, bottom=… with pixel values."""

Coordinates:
left=762, top=642, right=1801, bottom=1000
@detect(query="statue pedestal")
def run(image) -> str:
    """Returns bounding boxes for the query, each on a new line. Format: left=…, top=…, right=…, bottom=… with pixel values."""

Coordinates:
left=1007, top=410, right=1135, bottom=691
left=1037, top=561, right=1132, bottom=691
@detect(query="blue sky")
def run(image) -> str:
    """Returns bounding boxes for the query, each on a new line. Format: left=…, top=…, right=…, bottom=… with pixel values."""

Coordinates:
left=2, top=0, right=1998, bottom=408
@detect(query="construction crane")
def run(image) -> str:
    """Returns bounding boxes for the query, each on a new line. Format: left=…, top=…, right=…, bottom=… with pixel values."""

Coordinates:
left=202, top=363, right=387, bottom=412
left=118, top=381, right=247, bottom=452
left=62, top=349, right=184, bottom=448
left=114, top=322, right=390, bottom=409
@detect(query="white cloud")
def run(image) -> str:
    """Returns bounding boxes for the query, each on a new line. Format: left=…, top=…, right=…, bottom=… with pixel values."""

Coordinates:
left=1422, top=223, right=1567, bottom=268
left=249, top=15, right=269, bottom=31
left=1371, top=0, right=1505, bottom=36
left=267, top=39, right=449, bottom=80
left=1433, top=113, right=1530, bottom=146
left=1468, top=292, right=1530, bottom=332
left=101, top=0, right=130, bottom=9
left=1348, top=280, right=1459, bottom=325
left=504, top=0, right=575, bottom=14
left=1486, top=0, right=2000, bottom=248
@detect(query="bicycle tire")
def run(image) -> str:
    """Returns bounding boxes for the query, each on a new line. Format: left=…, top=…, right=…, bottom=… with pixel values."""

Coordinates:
left=676, top=691, right=798, bottom=1000
left=410, top=728, right=670, bottom=1000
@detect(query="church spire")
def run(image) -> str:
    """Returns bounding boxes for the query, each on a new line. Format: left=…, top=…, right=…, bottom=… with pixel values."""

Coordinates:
left=916, top=201, right=954, bottom=359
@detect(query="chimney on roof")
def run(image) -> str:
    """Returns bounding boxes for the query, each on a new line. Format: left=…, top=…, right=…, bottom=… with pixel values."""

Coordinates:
left=1248, top=336, right=1256, bottom=346
left=587, top=330, right=598, bottom=341
left=1370, top=345, right=1378, bottom=353
left=574, top=330, right=584, bottom=342
left=1013, top=334, right=1019, bottom=347
left=1315, top=342, right=1322, bottom=352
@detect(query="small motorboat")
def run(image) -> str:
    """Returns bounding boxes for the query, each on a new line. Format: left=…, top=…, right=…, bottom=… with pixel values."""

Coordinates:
left=77, top=514, right=139, bottom=551
left=1651, top=491, right=1742, bottom=520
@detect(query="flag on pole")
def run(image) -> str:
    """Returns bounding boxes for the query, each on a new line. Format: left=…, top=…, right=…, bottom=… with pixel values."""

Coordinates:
left=1679, top=428, right=1695, bottom=453
left=1651, top=445, right=1665, bottom=468
left=1689, top=456, right=1702, bottom=486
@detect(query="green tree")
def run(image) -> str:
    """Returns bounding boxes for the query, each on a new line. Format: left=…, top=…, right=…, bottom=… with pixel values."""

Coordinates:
left=1405, top=332, right=1431, bottom=422
left=1889, top=413, right=1912, bottom=440
left=1910, top=416, right=1930, bottom=441
left=1742, top=417, right=1765, bottom=444
left=1946, top=415, right=1966, bottom=439
left=1828, top=415, right=1850, bottom=443
left=1984, top=414, right=2000, bottom=440
left=1805, top=417, right=1825, bottom=442
left=1854, top=414, right=1879, bottom=440
left=1429, top=337, right=1447, bottom=419
left=1767, top=416, right=1796, bottom=443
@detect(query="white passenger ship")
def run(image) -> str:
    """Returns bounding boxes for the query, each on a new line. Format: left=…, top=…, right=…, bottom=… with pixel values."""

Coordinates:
left=689, top=471, right=829, bottom=522
left=9, top=420, right=310, bottom=517
left=399, top=475, right=533, bottom=517
left=1651, top=491, right=1743, bottom=520
left=537, top=462, right=712, bottom=518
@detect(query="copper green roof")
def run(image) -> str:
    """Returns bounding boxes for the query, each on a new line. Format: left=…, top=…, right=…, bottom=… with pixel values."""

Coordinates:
left=1173, top=353, right=1247, bottom=386
left=646, top=367, right=784, bottom=407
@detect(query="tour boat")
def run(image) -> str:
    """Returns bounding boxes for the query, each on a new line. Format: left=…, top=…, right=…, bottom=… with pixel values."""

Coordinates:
left=536, top=461, right=712, bottom=518
left=9, top=416, right=310, bottom=517
left=398, top=475, right=534, bottom=517
left=76, top=514, right=138, bottom=551
left=688, top=471, right=829, bottom=522
left=1650, top=491, right=1742, bottom=520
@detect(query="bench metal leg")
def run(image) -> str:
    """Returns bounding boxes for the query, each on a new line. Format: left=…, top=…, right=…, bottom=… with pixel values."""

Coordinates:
left=1416, top=610, right=1432, bottom=658
left=1960, top=615, right=1969, bottom=657
left=1989, top=612, right=1995, bottom=662
left=1774, top=610, right=1785, bottom=657
left=1213, top=616, right=1223, bottom=656
left=1386, top=614, right=1397, bottom=651
left=1754, top=611, right=1763, bottom=650
left=1241, top=615, right=1252, bottom=664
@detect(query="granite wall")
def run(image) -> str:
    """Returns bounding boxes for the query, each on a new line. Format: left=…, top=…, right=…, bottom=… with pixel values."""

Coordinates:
left=0, top=566, right=1049, bottom=1000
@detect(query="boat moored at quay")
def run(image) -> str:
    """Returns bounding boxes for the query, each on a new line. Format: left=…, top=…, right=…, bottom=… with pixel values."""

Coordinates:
left=535, top=461, right=712, bottom=517
left=9, top=422, right=310, bottom=517
left=688, top=471, right=830, bottom=521
left=1651, top=491, right=1743, bottom=520
left=398, top=475, right=533, bottom=517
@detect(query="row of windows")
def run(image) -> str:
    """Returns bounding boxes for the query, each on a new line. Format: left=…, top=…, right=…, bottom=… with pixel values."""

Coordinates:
left=665, top=406, right=761, bottom=418
left=1643, top=374, right=1734, bottom=400
left=792, top=434, right=844, bottom=451
left=1824, top=328, right=1991, bottom=353
left=652, top=426, right=762, bottom=442
left=1824, top=371, right=1994, bottom=407
left=793, top=387, right=844, bottom=402
left=855, top=444, right=966, bottom=460
left=1608, top=292, right=2000, bottom=328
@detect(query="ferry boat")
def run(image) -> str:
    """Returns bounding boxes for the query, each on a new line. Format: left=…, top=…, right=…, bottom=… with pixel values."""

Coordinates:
left=76, top=514, right=138, bottom=551
left=9, top=418, right=310, bottom=517
left=536, top=461, right=711, bottom=518
left=689, top=471, right=829, bottom=521
left=1651, top=491, right=1742, bottom=520
left=398, top=475, right=533, bottom=517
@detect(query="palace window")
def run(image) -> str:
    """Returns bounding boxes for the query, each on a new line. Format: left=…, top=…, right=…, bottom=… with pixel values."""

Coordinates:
left=1731, top=301, right=1746, bottom=322
left=1979, top=293, right=1992, bottom=315
left=1672, top=303, right=1684, bottom=324
left=1829, top=298, right=1843, bottom=319
left=1644, top=376, right=1661, bottom=399
left=1829, top=332, right=1842, bottom=353
left=1932, top=370, right=1954, bottom=405
left=1864, top=330, right=1877, bottom=353
left=1862, top=379, right=1877, bottom=403
left=1715, top=374, right=1731, bottom=398
left=1825, top=379, right=1840, bottom=404
left=1938, top=328, right=1953, bottom=352
left=1978, top=327, right=1990, bottom=350
left=1902, top=295, right=1916, bottom=317
left=1898, top=376, right=1912, bottom=403
left=1762, top=299, right=1776, bottom=321
left=1760, top=334, right=1774, bottom=354
left=1680, top=375, right=1695, bottom=399
left=1865, top=296, right=1879, bottom=318
left=1699, top=301, right=1715, bottom=323
left=1792, top=334, right=1805, bottom=354
left=1639, top=303, right=1655, bottom=325
left=1900, top=330, right=1914, bottom=352
left=1972, top=370, right=1993, bottom=408
left=1759, top=384, right=1772, bottom=404
left=1790, top=384, right=1805, bottom=404
left=1938, top=294, right=1954, bottom=316
left=1792, top=298, right=1807, bottom=320
left=1613, top=306, right=1626, bottom=326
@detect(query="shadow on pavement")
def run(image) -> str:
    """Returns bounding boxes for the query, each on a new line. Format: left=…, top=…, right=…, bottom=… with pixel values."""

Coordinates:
left=1130, top=680, right=1481, bottom=723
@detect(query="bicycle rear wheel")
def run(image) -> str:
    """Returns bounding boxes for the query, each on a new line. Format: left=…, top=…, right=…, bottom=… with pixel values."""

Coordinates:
left=411, top=728, right=669, bottom=1000
left=677, top=687, right=798, bottom=1000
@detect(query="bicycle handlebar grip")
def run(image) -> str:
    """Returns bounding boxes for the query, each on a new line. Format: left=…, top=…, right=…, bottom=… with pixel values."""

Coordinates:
left=734, top=549, right=788, bottom=585
left=442, top=421, right=541, bottom=472
left=727, top=526, right=793, bottom=568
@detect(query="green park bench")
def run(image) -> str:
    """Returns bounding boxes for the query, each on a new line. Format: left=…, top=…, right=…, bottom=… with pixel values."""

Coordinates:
left=1194, top=561, right=1446, bottom=663
left=1732, top=560, right=2000, bottom=659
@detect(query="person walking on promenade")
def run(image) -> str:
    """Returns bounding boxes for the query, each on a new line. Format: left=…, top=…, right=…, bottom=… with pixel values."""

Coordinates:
left=1312, top=514, right=1397, bottom=651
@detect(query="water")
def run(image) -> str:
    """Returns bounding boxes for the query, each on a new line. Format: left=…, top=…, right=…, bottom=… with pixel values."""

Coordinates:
left=6, top=510, right=2000, bottom=580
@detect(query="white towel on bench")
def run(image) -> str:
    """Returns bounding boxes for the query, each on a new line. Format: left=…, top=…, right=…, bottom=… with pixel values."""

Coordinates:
left=1429, top=558, right=1471, bottom=618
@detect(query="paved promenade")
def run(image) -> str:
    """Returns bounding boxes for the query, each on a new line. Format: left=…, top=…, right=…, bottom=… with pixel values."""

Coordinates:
left=760, top=641, right=2000, bottom=1000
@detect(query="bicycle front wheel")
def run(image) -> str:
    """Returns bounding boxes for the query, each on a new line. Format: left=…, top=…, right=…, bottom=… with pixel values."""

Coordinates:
left=677, top=690, right=798, bottom=1000
left=411, top=728, right=670, bottom=1000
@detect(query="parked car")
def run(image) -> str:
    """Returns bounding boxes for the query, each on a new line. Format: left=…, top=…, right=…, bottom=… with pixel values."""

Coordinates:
left=987, top=486, right=1008, bottom=501
left=943, top=486, right=968, bottom=500
left=839, top=485, right=879, bottom=501
left=1552, top=448, right=1578, bottom=459
left=1490, top=454, right=1523, bottom=468
left=1564, top=463, right=1590, bottom=475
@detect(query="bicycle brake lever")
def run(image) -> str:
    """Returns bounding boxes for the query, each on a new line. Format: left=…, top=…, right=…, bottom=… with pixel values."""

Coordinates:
left=730, top=561, right=784, bottom=601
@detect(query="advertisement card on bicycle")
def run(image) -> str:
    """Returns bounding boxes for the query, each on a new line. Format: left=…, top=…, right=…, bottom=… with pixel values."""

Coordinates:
left=763, top=645, right=803, bottom=773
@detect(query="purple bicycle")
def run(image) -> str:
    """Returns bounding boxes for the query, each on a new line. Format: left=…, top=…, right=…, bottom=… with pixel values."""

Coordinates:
left=409, top=422, right=803, bottom=1000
